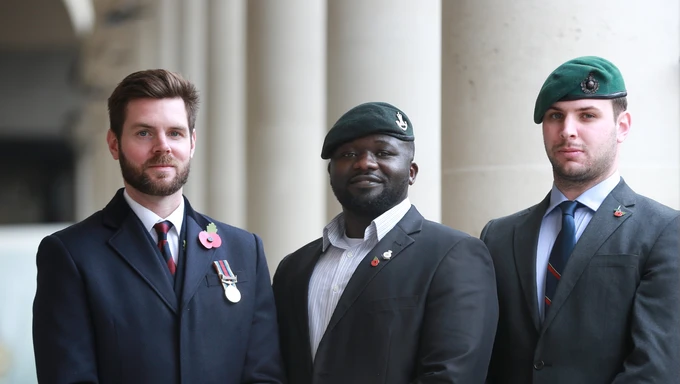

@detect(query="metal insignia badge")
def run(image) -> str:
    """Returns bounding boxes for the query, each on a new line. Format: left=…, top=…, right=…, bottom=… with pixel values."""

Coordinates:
left=395, top=112, right=408, bottom=131
left=382, top=250, right=392, bottom=260
left=580, top=73, right=599, bottom=94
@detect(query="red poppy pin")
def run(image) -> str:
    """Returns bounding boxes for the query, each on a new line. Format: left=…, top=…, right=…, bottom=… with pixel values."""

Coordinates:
left=370, top=256, right=380, bottom=267
left=199, top=222, right=222, bottom=249
left=613, top=205, right=626, bottom=217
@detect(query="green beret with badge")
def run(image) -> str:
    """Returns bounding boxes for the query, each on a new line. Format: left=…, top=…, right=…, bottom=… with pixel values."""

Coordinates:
left=533, top=56, right=627, bottom=124
left=321, top=101, right=414, bottom=159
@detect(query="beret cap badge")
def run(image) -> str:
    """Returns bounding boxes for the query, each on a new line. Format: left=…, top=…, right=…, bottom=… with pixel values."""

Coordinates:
left=395, top=112, right=408, bottom=131
left=580, top=73, right=599, bottom=94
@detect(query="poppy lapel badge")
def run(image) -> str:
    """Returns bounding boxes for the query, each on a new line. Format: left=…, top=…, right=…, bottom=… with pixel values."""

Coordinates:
left=613, top=205, right=626, bottom=217
left=199, top=222, right=222, bottom=249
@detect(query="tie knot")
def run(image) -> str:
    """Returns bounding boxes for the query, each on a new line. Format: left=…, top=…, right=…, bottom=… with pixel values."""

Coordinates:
left=558, top=200, right=581, bottom=217
left=153, top=221, right=173, bottom=239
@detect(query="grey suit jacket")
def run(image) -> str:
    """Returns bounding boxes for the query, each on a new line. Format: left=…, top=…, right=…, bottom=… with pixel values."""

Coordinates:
left=481, top=179, right=680, bottom=384
left=274, top=206, right=499, bottom=384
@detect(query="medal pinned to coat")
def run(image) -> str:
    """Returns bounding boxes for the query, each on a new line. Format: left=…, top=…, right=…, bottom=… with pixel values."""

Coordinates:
left=213, top=260, right=241, bottom=303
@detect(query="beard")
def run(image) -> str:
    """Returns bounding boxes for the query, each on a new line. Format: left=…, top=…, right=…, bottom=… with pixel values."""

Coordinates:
left=331, top=174, right=409, bottom=219
left=118, top=148, right=190, bottom=197
left=547, top=132, right=617, bottom=186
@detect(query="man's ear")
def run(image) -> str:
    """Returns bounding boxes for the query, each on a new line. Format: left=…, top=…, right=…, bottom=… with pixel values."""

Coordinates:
left=190, top=128, right=196, bottom=158
left=107, top=129, right=120, bottom=160
left=409, top=162, right=419, bottom=185
left=616, top=110, right=631, bottom=144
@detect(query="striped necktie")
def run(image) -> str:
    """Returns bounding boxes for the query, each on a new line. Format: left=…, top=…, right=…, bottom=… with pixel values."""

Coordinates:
left=545, top=200, right=581, bottom=312
left=153, top=221, right=176, bottom=276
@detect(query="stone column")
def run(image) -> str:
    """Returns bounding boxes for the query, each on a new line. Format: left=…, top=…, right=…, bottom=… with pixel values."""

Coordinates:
left=246, top=1, right=327, bottom=273
left=73, top=101, right=120, bottom=219
left=441, top=0, right=680, bottom=237
left=205, top=0, right=248, bottom=227
left=156, top=0, right=180, bottom=71
left=76, top=0, right=148, bottom=218
left=177, top=0, right=208, bottom=212
left=617, top=2, right=680, bottom=210
left=327, top=0, right=442, bottom=222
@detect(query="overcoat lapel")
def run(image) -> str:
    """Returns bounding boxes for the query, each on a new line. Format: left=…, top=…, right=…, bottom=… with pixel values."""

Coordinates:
left=542, top=180, right=635, bottom=330
left=513, top=195, right=550, bottom=331
left=323, top=207, right=422, bottom=334
left=180, top=199, right=217, bottom=310
left=104, top=189, right=178, bottom=313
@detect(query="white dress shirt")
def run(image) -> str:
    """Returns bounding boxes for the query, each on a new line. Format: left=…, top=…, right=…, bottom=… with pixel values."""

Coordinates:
left=123, top=189, right=185, bottom=264
left=308, top=198, right=412, bottom=359
left=536, top=172, right=620, bottom=318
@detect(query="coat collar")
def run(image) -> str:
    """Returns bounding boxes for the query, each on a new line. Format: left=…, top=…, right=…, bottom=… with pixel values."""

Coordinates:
left=290, top=239, right=324, bottom=378
left=103, top=189, right=214, bottom=313
left=178, top=198, right=215, bottom=310
left=104, top=189, right=179, bottom=313
left=541, top=179, right=636, bottom=331
left=323, top=206, right=423, bottom=334
left=512, top=194, right=550, bottom=331
left=292, top=206, right=424, bottom=375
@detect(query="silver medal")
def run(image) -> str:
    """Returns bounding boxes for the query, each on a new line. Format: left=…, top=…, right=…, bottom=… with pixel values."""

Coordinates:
left=224, top=283, right=241, bottom=303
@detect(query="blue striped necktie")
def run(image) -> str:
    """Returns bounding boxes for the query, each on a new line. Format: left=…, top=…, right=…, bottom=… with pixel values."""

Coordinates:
left=545, top=200, right=581, bottom=312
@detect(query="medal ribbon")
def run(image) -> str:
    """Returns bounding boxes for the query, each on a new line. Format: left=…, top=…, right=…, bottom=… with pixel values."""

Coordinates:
left=213, top=260, right=237, bottom=282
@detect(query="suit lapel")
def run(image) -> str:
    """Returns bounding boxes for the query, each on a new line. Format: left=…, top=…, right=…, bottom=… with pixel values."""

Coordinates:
left=179, top=199, right=216, bottom=310
left=542, top=180, right=635, bottom=330
left=324, top=207, right=422, bottom=334
left=292, top=239, right=324, bottom=377
left=513, top=195, right=550, bottom=331
left=105, top=190, right=178, bottom=313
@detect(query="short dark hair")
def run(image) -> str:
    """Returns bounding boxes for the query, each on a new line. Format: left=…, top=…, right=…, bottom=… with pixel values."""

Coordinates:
left=107, top=69, right=199, bottom=138
left=612, top=97, right=627, bottom=119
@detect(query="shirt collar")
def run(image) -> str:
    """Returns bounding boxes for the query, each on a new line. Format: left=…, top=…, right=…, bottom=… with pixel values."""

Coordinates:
left=546, top=171, right=621, bottom=216
left=322, top=198, right=411, bottom=251
left=123, top=188, right=185, bottom=236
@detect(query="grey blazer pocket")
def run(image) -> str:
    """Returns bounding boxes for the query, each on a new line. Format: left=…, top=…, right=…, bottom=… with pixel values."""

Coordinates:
left=367, top=296, right=419, bottom=313
left=589, top=254, right=638, bottom=268
left=205, top=270, right=247, bottom=286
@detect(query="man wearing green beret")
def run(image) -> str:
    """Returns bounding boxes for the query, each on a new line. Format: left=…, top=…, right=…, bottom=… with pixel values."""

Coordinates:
left=481, top=56, right=680, bottom=383
left=273, top=102, right=499, bottom=383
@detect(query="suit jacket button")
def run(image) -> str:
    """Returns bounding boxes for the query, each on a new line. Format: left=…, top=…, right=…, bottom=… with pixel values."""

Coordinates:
left=533, top=361, right=545, bottom=370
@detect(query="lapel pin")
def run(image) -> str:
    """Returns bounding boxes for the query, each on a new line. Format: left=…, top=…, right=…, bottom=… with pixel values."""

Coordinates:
left=382, top=250, right=392, bottom=260
left=613, top=205, right=626, bottom=217
left=199, top=222, right=222, bottom=249
left=370, top=256, right=380, bottom=267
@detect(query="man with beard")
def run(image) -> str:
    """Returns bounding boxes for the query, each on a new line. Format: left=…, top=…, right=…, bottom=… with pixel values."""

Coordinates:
left=272, top=102, right=499, bottom=384
left=32, top=69, right=285, bottom=384
left=482, top=56, right=680, bottom=384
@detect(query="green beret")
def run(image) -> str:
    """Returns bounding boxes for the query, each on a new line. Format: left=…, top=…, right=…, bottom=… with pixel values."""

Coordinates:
left=321, top=102, right=414, bottom=159
left=534, top=56, right=627, bottom=124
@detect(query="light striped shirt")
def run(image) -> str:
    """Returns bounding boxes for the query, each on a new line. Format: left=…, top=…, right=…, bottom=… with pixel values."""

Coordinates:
left=536, top=172, right=620, bottom=318
left=308, top=198, right=412, bottom=359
